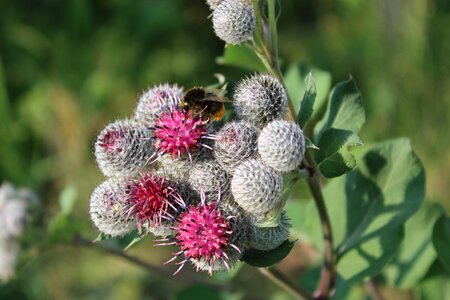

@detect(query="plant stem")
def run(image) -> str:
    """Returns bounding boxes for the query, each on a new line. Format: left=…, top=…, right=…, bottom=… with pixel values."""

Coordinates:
left=74, top=234, right=230, bottom=290
left=364, top=279, right=384, bottom=300
left=251, top=1, right=337, bottom=297
left=258, top=267, right=314, bottom=300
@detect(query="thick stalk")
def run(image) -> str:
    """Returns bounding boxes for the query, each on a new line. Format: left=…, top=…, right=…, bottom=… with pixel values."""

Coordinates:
left=305, top=153, right=336, bottom=298
left=258, top=268, right=314, bottom=300
left=251, top=1, right=337, bottom=297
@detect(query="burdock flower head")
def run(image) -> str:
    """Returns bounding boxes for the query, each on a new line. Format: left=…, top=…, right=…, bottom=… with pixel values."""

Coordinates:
left=161, top=190, right=247, bottom=275
left=127, top=173, right=185, bottom=235
left=231, top=159, right=283, bottom=217
left=94, top=119, right=154, bottom=177
left=153, top=107, right=212, bottom=161
left=89, top=178, right=136, bottom=237
left=233, top=74, right=288, bottom=128
left=212, top=0, right=256, bottom=45
left=258, top=120, right=305, bottom=173
left=135, top=83, right=184, bottom=125
left=213, top=120, right=259, bottom=173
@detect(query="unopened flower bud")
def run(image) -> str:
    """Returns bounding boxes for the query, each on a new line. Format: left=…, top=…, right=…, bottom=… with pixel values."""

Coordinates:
left=94, top=119, right=154, bottom=177
left=89, top=179, right=136, bottom=237
left=233, top=74, right=288, bottom=128
left=231, top=159, right=283, bottom=215
left=188, top=158, right=231, bottom=201
left=213, top=0, right=256, bottom=45
left=258, top=120, right=305, bottom=173
left=134, top=83, right=183, bottom=125
left=249, top=211, right=291, bottom=251
left=213, top=121, right=259, bottom=173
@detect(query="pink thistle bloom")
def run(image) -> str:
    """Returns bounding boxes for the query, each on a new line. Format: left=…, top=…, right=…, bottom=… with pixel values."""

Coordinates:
left=162, top=191, right=240, bottom=276
left=128, top=173, right=185, bottom=233
left=153, top=108, right=210, bottom=160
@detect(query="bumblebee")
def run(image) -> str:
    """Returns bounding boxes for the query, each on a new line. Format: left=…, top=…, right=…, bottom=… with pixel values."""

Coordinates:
left=181, top=87, right=231, bottom=121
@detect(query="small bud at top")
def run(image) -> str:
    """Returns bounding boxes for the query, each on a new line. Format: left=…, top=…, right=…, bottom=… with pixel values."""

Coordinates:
left=231, top=159, right=283, bottom=215
left=258, top=120, right=305, bottom=173
left=94, top=119, right=154, bottom=177
left=212, top=0, right=256, bottom=45
left=233, top=74, right=288, bottom=128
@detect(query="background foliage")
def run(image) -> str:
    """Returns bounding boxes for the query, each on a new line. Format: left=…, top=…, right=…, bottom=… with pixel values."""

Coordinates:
left=0, top=0, right=449, bottom=299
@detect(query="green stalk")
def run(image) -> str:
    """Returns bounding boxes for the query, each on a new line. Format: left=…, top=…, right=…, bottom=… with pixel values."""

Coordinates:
left=250, top=0, right=337, bottom=297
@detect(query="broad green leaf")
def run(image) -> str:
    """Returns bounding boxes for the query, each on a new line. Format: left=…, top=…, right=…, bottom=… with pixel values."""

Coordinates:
left=314, top=76, right=365, bottom=142
left=432, top=214, right=450, bottom=272
left=284, top=63, right=331, bottom=118
left=216, top=44, right=265, bottom=71
left=241, top=240, right=295, bottom=267
left=175, top=285, right=224, bottom=300
left=316, top=128, right=363, bottom=178
left=288, top=138, right=425, bottom=283
left=335, top=138, right=425, bottom=282
left=383, top=202, right=442, bottom=288
left=419, top=276, right=450, bottom=300
left=297, top=72, right=317, bottom=128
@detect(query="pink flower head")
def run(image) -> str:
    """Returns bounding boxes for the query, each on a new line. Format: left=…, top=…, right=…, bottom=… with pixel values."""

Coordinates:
left=128, top=173, right=184, bottom=233
left=153, top=108, right=209, bottom=160
left=163, top=191, right=240, bottom=275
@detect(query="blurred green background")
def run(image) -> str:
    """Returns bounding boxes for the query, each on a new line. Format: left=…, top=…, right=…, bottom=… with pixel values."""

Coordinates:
left=0, top=0, right=449, bottom=299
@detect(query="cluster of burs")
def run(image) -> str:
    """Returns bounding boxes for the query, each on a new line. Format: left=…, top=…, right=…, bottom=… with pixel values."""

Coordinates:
left=90, top=72, right=305, bottom=275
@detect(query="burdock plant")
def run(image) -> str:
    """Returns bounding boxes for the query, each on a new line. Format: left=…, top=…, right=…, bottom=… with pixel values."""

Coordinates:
left=86, top=1, right=440, bottom=299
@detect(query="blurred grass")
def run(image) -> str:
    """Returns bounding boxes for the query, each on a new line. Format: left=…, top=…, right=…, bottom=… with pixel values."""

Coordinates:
left=0, top=0, right=449, bottom=299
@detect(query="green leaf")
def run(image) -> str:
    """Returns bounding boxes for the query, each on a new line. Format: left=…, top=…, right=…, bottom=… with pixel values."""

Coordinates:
left=175, top=285, right=223, bottom=300
left=432, top=214, right=450, bottom=272
left=123, top=234, right=145, bottom=251
left=241, top=240, right=295, bottom=267
left=284, top=63, right=331, bottom=118
left=419, top=277, right=450, bottom=300
left=216, top=44, right=265, bottom=71
left=335, top=138, right=425, bottom=282
left=305, top=137, right=320, bottom=150
left=93, top=232, right=110, bottom=242
left=383, top=202, right=442, bottom=288
left=47, top=214, right=82, bottom=245
left=297, top=72, right=317, bottom=128
left=58, top=185, right=77, bottom=215
left=314, top=76, right=365, bottom=142
left=316, top=128, right=363, bottom=178
left=288, top=138, right=425, bottom=283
